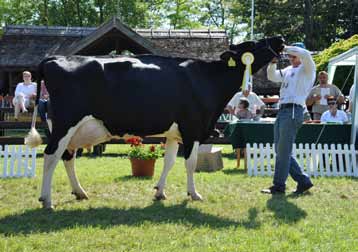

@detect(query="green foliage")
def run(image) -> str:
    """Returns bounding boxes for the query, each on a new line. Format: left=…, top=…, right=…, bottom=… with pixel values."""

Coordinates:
left=253, top=0, right=304, bottom=43
left=314, top=34, right=358, bottom=92
left=198, top=0, right=247, bottom=42
left=126, top=137, right=164, bottom=160
left=314, top=34, right=358, bottom=72
left=127, top=144, right=164, bottom=160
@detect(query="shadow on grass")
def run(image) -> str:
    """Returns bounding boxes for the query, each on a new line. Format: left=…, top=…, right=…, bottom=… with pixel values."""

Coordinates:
left=36, top=152, right=129, bottom=159
left=221, top=152, right=237, bottom=160
left=0, top=201, right=260, bottom=235
left=266, top=195, right=307, bottom=223
left=222, top=168, right=247, bottom=175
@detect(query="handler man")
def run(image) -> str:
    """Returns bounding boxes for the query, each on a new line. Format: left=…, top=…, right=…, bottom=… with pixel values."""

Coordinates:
left=262, top=43, right=315, bottom=194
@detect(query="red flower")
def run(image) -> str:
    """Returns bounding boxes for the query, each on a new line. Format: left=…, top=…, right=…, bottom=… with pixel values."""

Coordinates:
left=125, top=136, right=142, bottom=146
left=150, top=145, right=156, bottom=152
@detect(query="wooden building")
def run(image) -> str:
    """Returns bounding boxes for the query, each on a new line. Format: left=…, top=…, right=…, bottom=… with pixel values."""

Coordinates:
left=0, top=17, right=228, bottom=95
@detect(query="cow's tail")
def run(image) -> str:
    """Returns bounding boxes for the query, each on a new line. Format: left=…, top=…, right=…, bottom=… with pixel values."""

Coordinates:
left=25, top=57, right=51, bottom=148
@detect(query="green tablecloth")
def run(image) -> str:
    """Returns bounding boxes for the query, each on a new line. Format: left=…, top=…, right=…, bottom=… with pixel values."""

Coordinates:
left=224, top=121, right=352, bottom=149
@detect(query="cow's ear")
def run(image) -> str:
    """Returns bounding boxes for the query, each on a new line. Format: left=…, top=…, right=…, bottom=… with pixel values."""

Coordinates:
left=220, top=50, right=237, bottom=64
left=230, top=41, right=256, bottom=53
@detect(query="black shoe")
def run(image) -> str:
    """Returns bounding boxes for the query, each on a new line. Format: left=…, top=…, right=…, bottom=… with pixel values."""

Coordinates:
left=261, top=186, right=285, bottom=194
left=293, top=182, right=313, bottom=195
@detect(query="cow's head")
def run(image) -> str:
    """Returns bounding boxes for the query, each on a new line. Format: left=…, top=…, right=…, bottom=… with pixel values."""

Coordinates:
left=220, top=36, right=284, bottom=73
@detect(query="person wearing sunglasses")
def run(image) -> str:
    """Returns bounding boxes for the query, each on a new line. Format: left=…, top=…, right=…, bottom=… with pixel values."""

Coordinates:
left=320, top=98, right=348, bottom=124
left=306, top=71, right=344, bottom=120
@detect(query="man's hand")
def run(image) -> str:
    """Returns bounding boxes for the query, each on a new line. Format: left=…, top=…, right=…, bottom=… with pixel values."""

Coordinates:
left=313, top=94, right=321, bottom=101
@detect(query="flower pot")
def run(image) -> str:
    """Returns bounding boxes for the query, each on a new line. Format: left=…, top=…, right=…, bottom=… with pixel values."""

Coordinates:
left=130, top=158, right=156, bottom=177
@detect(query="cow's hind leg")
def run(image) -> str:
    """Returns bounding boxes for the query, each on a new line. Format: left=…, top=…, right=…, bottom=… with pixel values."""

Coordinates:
left=185, top=141, right=202, bottom=200
left=154, top=138, right=179, bottom=200
left=39, top=153, right=61, bottom=209
left=62, top=150, right=89, bottom=200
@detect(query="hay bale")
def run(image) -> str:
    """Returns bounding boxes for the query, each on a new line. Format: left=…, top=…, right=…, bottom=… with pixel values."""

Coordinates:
left=196, top=144, right=223, bottom=172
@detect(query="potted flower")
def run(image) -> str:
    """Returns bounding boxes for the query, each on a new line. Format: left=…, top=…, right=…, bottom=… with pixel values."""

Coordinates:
left=125, top=136, right=164, bottom=177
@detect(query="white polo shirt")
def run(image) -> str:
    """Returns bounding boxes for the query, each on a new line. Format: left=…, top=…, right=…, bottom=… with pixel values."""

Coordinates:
left=14, top=82, right=37, bottom=99
left=227, top=91, right=265, bottom=114
left=320, top=110, right=348, bottom=123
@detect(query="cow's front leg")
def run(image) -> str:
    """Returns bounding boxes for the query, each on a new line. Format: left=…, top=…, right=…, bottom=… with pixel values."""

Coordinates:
left=185, top=141, right=202, bottom=200
left=63, top=150, right=89, bottom=200
left=39, top=153, right=61, bottom=209
left=154, top=139, right=179, bottom=200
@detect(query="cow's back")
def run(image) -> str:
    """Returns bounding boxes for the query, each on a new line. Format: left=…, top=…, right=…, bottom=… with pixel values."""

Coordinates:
left=42, top=55, right=197, bottom=136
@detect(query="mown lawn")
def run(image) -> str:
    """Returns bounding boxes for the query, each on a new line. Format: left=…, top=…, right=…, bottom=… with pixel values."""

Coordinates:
left=1, top=145, right=358, bottom=252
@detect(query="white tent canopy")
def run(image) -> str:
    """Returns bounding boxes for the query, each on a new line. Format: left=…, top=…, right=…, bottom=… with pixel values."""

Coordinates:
left=327, top=46, right=358, bottom=145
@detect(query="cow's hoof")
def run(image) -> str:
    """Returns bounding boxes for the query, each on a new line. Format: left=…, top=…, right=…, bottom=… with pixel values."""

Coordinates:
left=72, top=191, right=89, bottom=200
left=39, top=197, right=54, bottom=210
left=154, top=192, right=167, bottom=201
left=188, top=192, right=203, bottom=201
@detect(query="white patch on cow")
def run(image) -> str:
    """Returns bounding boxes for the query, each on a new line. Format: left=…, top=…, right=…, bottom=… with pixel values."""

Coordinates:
left=185, top=141, right=202, bottom=200
left=154, top=138, right=179, bottom=200
left=39, top=153, right=61, bottom=209
left=63, top=155, right=88, bottom=200
left=67, top=118, right=111, bottom=151
left=179, top=59, right=194, bottom=67
left=132, top=62, right=161, bottom=70
left=148, top=123, right=182, bottom=143
left=47, top=119, right=53, bottom=133
left=113, top=57, right=161, bottom=70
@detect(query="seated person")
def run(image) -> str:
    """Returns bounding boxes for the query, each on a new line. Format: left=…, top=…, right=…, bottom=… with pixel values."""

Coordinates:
left=226, top=85, right=265, bottom=116
left=38, top=80, right=50, bottom=123
left=235, top=98, right=253, bottom=119
left=12, top=71, right=37, bottom=120
left=306, top=71, right=344, bottom=120
left=320, top=98, right=348, bottom=124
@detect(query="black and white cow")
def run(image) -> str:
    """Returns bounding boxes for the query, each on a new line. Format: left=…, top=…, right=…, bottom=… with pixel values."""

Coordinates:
left=26, top=36, right=284, bottom=209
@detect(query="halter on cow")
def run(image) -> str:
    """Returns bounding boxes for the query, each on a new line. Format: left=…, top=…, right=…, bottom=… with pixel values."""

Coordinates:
left=26, top=36, right=284, bottom=209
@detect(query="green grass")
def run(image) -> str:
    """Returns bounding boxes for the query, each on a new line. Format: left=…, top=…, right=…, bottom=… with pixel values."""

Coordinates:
left=1, top=145, right=358, bottom=252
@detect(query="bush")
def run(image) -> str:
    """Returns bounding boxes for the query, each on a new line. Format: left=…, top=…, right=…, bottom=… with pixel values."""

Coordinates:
left=314, top=35, right=358, bottom=94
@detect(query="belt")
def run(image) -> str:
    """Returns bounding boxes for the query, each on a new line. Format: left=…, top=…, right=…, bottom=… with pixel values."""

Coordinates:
left=279, top=103, right=303, bottom=109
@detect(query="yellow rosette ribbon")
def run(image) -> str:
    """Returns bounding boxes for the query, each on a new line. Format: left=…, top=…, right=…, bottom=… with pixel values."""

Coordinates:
left=241, top=52, right=255, bottom=91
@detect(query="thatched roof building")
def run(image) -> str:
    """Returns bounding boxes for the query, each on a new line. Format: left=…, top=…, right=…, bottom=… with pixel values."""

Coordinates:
left=0, top=17, right=279, bottom=95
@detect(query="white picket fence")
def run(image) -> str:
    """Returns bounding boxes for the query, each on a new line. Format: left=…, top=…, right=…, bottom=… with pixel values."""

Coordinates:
left=246, top=143, right=358, bottom=177
left=0, top=145, right=37, bottom=178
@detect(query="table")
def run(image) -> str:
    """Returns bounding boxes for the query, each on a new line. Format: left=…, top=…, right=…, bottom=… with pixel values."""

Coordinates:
left=224, top=121, right=352, bottom=149
left=224, top=121, right=353, bottom=169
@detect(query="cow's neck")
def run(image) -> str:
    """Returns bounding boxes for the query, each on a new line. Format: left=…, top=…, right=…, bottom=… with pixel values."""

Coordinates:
left=206, top=51, right=274, bottom=105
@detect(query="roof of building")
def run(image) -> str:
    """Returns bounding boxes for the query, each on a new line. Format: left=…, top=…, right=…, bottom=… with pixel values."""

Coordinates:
left=0, top=17, right=228, bottom=69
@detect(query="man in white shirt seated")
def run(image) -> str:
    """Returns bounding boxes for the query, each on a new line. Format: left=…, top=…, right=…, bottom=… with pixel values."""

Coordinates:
left=321, top=98, right=348, bottom=124
left=12, top=71, right=37, bottom=120
left=226, top=85, right=265, bottom=116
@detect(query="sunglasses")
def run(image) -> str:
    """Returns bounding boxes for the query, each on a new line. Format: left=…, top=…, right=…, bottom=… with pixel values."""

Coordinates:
left=328, top=102, right=336, bottom=105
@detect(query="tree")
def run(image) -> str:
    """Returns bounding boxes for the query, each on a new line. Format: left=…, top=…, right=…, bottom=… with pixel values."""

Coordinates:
left=314, top=34, right=358, bottom=93
left=198, top=0, right=247, bottom=43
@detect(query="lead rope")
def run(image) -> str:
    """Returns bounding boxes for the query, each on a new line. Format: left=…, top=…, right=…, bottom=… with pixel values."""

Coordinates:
left=314, top=65, right=355, bottom=145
